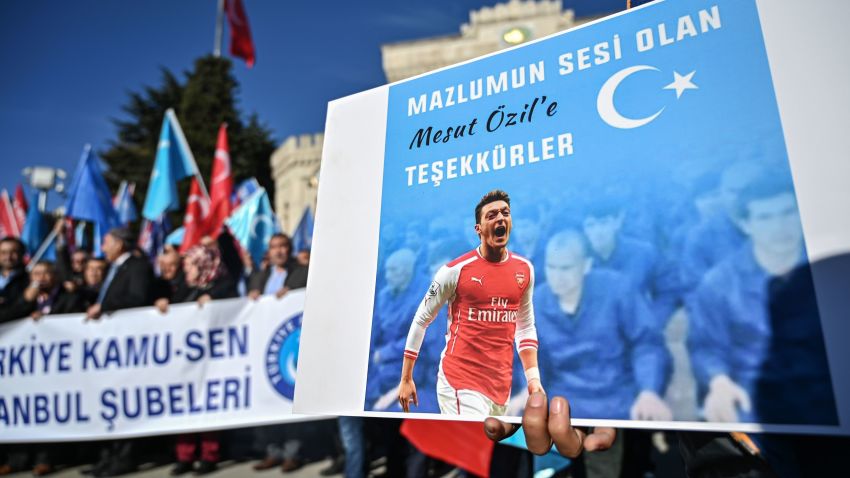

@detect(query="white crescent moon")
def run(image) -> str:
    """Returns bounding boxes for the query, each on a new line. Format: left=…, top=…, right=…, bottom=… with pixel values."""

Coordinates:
left=597, top=65, right=664, bottom=129
left=251, top=214, right=274, bottom=238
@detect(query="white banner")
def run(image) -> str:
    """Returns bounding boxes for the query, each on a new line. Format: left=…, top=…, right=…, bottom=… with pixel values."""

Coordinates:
left=0, top=290, right=314, bottom=443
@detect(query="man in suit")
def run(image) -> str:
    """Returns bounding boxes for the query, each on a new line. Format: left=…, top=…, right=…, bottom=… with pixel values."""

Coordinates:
left=247, top=233, right=308, bottom=299
left=0, top=237, right=29, bottom=321
left=248, top=233, right=310, bottom=473
left=82, top=228, right=153, bottom=478
left=86, top=227, right=154, bottom=320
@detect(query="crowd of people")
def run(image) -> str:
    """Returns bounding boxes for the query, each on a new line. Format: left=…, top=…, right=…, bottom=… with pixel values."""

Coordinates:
left=368, top=161, right=837, bottom=425
left=1, top=156, right=848, bottom=478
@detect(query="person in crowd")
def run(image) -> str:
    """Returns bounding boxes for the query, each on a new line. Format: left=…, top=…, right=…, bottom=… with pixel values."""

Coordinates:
left=5, top=261, right=86, bottom=320
left=0, top=237, right=28, bottom=322
left=250, top=232, right=310, bottom=473
left=581, top=200, right=657, bottom=296
left=80, top=257, right=108, bottom=307
left=296, top=248, right=310, bottom=267
left=86, top=227, right=154, bottom=320
left=83, top=227, right=154, bottom=478
left=0, top=259, right=86, bottom=476
left=687, top=177, right=837, bottom=426
left=680, top=162, right=762, bottom=291
left=53, top=220, right=89, bottom=288
left=366, top=248, right=429, bottom=412
left=534, top=230, right=671, bottom=421
left=168, top=245, right=237, bottom=476
left=153, top=249, right=187, bottom=313
left=247, top=233, right=307, bottom=299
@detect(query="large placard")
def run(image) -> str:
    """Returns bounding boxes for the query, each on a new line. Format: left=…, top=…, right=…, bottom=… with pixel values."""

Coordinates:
left=295, top=0, right=850, bottom=434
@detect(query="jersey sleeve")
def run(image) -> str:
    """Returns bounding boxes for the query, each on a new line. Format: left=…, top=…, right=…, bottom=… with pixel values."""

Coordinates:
left=514, top=262, right=538, bottom=354
left=403, top=265, right=457, bottom=361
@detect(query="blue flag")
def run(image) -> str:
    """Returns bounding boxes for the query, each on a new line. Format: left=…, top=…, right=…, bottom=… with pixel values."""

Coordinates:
left=138, top=215, right=172, bottom=262
left=291, top=206, right=314, bottom=254
left=225, top=188, right=280, bottom=265
left=113, top=181, right=138, bottom=225
left=142, top=109, right=197, bottom=220
left=21, top=192, right=48, bottom=257
left=64, top=145, right=121, bottom=247
left=165, top=226, right=185, bottom=246
left=233, top=177, right=260, bottom=208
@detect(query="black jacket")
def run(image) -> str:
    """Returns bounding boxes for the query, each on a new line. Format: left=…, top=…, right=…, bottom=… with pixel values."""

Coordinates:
left=247, top=261, right=308, bottom=294
left=100, top=255, right=154, bottom=313
left=172, top=273, right=239, bottom=304
left=2, top=287, right=86, bottom=321
left=0, top=269, right=29, bottom=323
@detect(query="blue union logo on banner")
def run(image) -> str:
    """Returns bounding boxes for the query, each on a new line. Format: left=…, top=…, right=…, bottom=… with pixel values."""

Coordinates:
left=265, top=313, right=302, bottom=400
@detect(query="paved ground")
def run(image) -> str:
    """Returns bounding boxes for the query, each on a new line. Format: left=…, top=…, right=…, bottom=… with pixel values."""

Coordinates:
left=3, top=458, right=337, bottom=478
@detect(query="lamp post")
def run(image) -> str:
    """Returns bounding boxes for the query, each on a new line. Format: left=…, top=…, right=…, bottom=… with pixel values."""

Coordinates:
left=21, top=166, right=67, bottom=212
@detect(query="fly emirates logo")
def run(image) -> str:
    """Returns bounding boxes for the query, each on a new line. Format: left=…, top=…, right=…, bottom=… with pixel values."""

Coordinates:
left=467, top=297, right=517, bottom=323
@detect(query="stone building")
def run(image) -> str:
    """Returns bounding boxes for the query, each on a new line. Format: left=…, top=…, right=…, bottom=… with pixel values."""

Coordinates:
left=270, top=0, right=601, bottom=233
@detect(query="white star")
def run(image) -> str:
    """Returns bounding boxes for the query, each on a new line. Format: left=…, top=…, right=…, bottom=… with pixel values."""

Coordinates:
left=158, top=139, right=171, bottom=149
left=663, top=70, right=698, bottom=99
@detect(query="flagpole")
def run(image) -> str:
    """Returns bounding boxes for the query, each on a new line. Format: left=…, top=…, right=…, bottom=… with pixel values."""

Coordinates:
left=214, top=0, right=225, bottom=57
left=27, top=228, right=59, bottom=271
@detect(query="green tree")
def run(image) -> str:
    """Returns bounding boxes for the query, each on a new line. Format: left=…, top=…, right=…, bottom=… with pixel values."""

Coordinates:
left=101, top=55, right=277, bottom=225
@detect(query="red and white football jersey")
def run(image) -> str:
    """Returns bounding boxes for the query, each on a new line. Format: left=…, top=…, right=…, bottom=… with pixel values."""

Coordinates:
left=404, top=248, right=538, bottom=405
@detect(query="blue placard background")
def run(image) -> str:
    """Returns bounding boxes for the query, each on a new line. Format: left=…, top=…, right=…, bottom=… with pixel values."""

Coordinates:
left=364, top=0, right=838, bottom=427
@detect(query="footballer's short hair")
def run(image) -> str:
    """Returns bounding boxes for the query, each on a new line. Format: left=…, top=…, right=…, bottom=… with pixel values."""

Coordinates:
left=475, top=189, right=511, bottom=224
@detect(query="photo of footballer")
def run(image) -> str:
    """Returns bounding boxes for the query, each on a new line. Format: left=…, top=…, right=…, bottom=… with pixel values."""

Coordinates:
left=395, top=190, right=542, bottom=416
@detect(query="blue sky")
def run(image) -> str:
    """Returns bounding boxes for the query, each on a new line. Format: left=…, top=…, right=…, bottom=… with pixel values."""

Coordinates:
left=0, top=0, right=627, bottom=206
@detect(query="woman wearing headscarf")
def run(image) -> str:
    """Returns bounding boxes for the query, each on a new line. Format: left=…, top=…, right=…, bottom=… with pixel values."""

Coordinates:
left=168, top=244, right=237, bottom=475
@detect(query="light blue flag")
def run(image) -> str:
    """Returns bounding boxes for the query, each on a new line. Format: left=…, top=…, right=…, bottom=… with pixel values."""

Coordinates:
left=64, top=145, right=121, bottom=247
left=165, top=227, right=185, bottom=246
left=225, top=188, right=280, bottom=265
left=291, top=206, right=314, bottom=254
left=21, top=192, right=48, bottom=257
left=142, top=109, right=197, bottom=220
left=113, top=181, right=138, bottom=225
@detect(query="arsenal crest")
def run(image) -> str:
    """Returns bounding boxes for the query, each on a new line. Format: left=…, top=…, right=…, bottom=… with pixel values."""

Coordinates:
left=515, top=272, right=525, bottom=288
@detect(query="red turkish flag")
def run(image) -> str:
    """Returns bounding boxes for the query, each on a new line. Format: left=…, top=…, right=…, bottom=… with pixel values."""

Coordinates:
left=225, top=0, right=255, bottom=68
left=400, top=420, right=494, bottom=477
left=179, top=178, right=211, bottom=253
left=208, top=124, right=233, bottom=237
left=0, top=190, right=20, bottom=238
left=12, top=184, right=28, bottom=233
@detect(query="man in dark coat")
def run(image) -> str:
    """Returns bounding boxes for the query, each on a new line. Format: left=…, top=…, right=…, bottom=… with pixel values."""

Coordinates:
left=82, top=228, right=153, bottom=478
left=4, top=261, right=86, bottom=320
left=86, top=227, right=154, bottom=320
left=0, top=237, right=29, bottom=322
left=247, top=233, right=308, bottom=299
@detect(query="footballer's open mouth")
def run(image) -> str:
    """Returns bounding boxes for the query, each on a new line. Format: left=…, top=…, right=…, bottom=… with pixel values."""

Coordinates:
left=494, top=225, right=507, bottom=238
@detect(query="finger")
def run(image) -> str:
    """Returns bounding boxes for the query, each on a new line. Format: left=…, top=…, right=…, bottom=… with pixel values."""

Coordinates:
left=522, top=392, right=552, bottom=455
left=400, top=396, right=409, bottom=413
left=484, top=417, right=519, bottom=442
left=584, top=427, right=616, bottom=452
left=413, top=390, right=419, bottom=407
left=548, top=397, right=584, bottom=458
